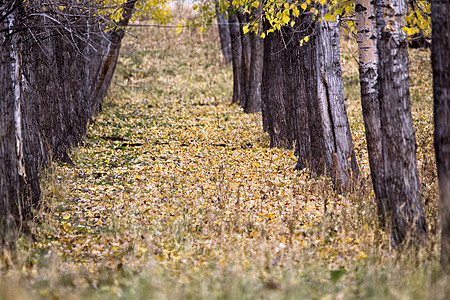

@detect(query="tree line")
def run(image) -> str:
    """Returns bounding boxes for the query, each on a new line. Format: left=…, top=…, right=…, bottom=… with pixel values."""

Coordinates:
left=0, top=0, right=138, bottom=252
left=215, top=0, right=448, bottom=263
left=0, top=0, right=448, bottom=271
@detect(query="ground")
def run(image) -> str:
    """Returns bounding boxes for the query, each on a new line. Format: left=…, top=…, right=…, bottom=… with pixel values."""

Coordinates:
left=0, top=14, right=446, bottom=299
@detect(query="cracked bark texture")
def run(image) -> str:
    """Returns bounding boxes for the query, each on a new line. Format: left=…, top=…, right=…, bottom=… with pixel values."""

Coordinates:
left=431, top=0, right=450, bottom=269
left=355, top=0, right=388, bottom=224
left=376, top=0, right=427, bottom=247
left=261, top=13, right=358, bottom=185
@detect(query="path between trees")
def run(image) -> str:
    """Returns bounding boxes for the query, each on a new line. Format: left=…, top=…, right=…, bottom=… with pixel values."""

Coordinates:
left=24, top=26, right=435, bottom=296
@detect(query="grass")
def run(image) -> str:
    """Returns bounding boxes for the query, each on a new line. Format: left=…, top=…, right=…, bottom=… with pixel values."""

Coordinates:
left=0, top=8, right=446, bottom=300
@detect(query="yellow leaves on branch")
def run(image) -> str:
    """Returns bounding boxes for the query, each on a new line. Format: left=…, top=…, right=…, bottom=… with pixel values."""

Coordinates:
left=403, top=0, right=431, bottom=39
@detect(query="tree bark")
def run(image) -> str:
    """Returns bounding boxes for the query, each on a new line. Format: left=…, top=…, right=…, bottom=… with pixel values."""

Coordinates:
left=431, top=0, right=450, bottom=270
left=215, top=4, right=232, bottom=64
left=228, top=9, right=245, bottom=105
left=90, top=0, right=137, bottom=115
left=261, top=30, right=294, bottom=148
left=355, top=0, right=388, bottom=224
left=261, top=13, right=358, bottom=185
left=244, top=5, right=263, bottom=113
left=377, top=0, right=427, bottom=246
left=315, top=16, right=359, bottom=184
left=0, top=0, right=135, bottom=252
left=0, top=5, right=30, bottom=252
left=238, top=11, right=251, bottom=109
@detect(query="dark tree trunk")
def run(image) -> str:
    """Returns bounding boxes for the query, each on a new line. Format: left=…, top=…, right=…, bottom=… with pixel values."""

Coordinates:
left=261, top=13, right=358, bottom=185
left=228, top=10, right=245, bottom=105
left=261, top=30, right=294, bottom=148
left=238, top=12, right=251, bottom=109
left=377, top=0, right=427, bottom=246
left=355, top=0, right=388, bottom=226
left=431, top=0, right=450, bottom=270
left=244, top=5, right=263, bottom=113
left=215, top=4, right=232, bottom=64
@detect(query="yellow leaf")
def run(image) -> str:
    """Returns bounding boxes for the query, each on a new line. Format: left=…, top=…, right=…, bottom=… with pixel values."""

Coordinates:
left=319, top=0, right=326, bottom=5
left=301, top=3, right=307, bottom=10
left=261, top=32, right=266, bottom=38
left=243, top=24, right=250, bottom=34
left=200, top=26, right=205, bottom=34
left=176, top=24, right=183, bottom=35
left=304, top=35, right=309, bottom=42
left=252, top=0, right=260, bottom=8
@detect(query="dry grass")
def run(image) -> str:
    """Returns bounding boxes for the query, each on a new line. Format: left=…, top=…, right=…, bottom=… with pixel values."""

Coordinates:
left=0, top=7, right=445, bottom=300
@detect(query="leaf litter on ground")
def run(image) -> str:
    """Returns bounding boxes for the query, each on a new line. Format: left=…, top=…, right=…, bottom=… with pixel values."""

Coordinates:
left=4, top=17, right=442, bottom=299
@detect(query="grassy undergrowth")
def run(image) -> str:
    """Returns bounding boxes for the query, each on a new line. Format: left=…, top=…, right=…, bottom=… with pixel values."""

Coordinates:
left=1, top=8, right=446, bottom=300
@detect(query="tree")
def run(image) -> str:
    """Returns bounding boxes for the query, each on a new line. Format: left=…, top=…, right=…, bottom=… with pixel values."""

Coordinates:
left=261, top=10, right=358, bottom=185
left=0, top=0, right=143, bottom=252
left=431, top=0, right=450, bottom=269
left=226, top=3, right=263, bottom=113
left=215, top=3, right=232, bottom=64
left=355, top=0, right=387, bottom=224
left=228, top=5, right=245, bottom=105
left=244, top=3, right=264, bottom=113
left=376, top=0, right=427, bottom=246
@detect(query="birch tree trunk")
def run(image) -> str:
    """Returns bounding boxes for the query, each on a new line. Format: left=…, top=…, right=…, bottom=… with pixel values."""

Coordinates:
left=431, top=0, right=450, bottom=270
left=355, top=0, right=388, bottom=224
left=376, top=0, right=427, bottom=246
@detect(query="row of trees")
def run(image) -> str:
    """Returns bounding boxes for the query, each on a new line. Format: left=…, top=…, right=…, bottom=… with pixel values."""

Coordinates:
left=0, top=0, right=139, bottom=252
left=216, top=0, right=448, bottom=257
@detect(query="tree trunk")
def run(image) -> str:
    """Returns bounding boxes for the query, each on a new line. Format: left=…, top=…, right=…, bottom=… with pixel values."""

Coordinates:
left=0, top=0, right=135, bottom=252
left=355, top=0, right=388, bottom=224
left=215, top=4, right=232, bottom=64
left=0, top=6, right=31, bottom=252
left=377, top=0, right=427, bottom=246
left=315, top=16, right=359, bottom=184
left=431, top=0, right=450, bottom=270
left=244, top=5, right=263, bottom=113
left=238, top=11, right=251, bottom=109
left=261, top=14, right=358, bottom=185
left=90, top=0, right=137, bottom=115
left=228, top=9, right=245, bottom=105
left=261, top=30, right=294, bottom=148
